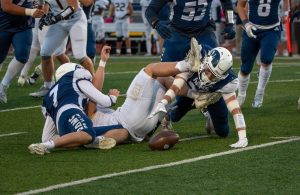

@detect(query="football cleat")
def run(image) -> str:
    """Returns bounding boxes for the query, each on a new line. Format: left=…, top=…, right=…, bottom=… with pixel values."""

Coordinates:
left=27, top=65, right=42, bottom=85
left=0, top=83, right=8, bottom=104
left=29, top=85, right=50, bottom=98
left=252, top=92, right=264, bottom=108
left=84, top=137, right=116, bottom=150
left=161, top=116, right=173, bottom=131
left=17, top=75, right=27, bottom=86
left=186, top=37, right=201, bottom=72
left=28, top=143, right=50, bottom=155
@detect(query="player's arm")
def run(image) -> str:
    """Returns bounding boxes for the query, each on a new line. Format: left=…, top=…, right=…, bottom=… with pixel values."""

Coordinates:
left=237, top=0, right=248, bottom=22
left=80, top=0, right=94, bottom=7
left=281, top=0, right=290, bottom=23
left=145, top=0, right=169, bottom=28
left=220, top=0, right=236, bottom=39
left=1, top=0, right=44, bottom=17
left=108, top=3, right=115, bottom=17
left=127, top=1, right=133, bottom=17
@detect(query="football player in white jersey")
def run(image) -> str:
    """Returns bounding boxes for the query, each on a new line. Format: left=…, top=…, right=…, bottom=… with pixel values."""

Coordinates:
left=92, top=0, right=109, bottom=54
left=109, top=0, right=133, bottom=55
left=29, top=0, right=95, bottom=98
left=17, top=17, right=69, bottom=86
left=28, top=46, right=121, bottom=155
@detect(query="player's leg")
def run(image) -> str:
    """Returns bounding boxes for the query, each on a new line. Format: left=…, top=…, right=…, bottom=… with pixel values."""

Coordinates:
left=237, top=32, right=260, bottom=106
left=123, top=18, right=131, bottom=55
left=0, top=29, right=32, bottom=103
left=206, top=98, right=230, bottom=137
left=69, top=16, right=94, bottom=75
left=115, top=20, right=123, bottom=55
left=252, top=29, right=280, bottom=108
left=86, top=22, right=96, bottom=63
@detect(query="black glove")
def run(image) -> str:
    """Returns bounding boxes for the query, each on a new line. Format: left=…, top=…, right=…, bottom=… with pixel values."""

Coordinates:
left=38, top=12, right=57, bottom=30
left=222, top=24, right=236, bottom=40
left=292, top=9, right=300, bottom=22
left=155, top=21, right=172, bottom=39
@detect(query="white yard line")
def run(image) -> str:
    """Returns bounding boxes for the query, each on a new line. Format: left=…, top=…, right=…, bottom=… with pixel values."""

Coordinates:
left=16, top=136, right=300, bottom=195
left=0, top=105, right=41, bottom=113
left=179, top=135, right=210, bottom=141
left=0, top=132, right=27, bottom=137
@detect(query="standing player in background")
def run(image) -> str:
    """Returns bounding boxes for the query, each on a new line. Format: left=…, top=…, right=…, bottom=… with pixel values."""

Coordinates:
left=92, top=0, right=109, bottom=54
left=109, top=0, right=133, bottom=55
left=140, top=0, right=154, bottom=56
left=145, top=0, right=236, bottom=134
left=29, top=0, right=95, bottom=98
left=0, top=0, right=44, bottom=103
left=237, top=0, right=290, bottom=108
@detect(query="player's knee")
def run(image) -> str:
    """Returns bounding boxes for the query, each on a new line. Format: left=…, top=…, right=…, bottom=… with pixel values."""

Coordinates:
left=240, top=66, right=251, bottom=75
left=214, top=125, right=229, bottom=138
left=83, top=128, right=96, bottom=143
left=117, top=36, right=123, bottom=42
left=73, top=52, right=86, bottom=60
left=15, top=57, right=27, bottom=64
left=261, top=57, right=273, bottom=65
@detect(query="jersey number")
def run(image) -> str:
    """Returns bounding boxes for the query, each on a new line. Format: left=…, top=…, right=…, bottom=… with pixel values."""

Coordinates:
left=181, top=0, right=208, bottom=21
left=115, top=3, right=126, bottom=11
left=49, top=85, right=59, bottom=108
left=257, top=0, right=271, bottom=17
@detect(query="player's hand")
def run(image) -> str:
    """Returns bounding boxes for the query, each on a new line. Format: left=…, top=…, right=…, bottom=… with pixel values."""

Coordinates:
left=155, top=21, right=172, bottom=39
left=244, top=22, right=257, bottom=38
left=32, top=9, right=44, bottom=18
left=222, top=24, right=236, bottom=40
left=38, top=12, right=57, bottom=30
left=108, top=89, right=120, bottom=98
left=230, top=137, right=248, bottom=148
left=100, top=45, right=111, bottom=62
left=148, top=102, right=167, bottom=118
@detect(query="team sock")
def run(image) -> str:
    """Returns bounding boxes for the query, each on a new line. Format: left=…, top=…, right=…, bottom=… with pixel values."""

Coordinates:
left=238, top=71, right=250, bottom=97
left=1, top=58, right=24, bottom=86
left=256, top=64, right=272, bottom=94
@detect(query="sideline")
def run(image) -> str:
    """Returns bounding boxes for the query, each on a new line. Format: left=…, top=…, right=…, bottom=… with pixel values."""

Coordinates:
left=16, top=136, right=300, bottom=195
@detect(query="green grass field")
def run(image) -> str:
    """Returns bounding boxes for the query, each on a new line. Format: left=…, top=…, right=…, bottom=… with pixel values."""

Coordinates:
left=0, top=56, right=299, bottom=194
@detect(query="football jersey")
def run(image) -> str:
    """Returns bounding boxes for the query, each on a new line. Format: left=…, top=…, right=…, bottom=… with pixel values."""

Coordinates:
left=93, top=0, right=109, bottom=15
left=248, top=0, right=281, bottom=28
left=42, top=68, right=92, bottom=123
left=111, top=0, right=133, bottom=19
left=46, top=0, right=79, bottom=15
left=0, top=0, right=34, bottom=32
left=140, top=0, right=151, bottom=7
left=186, top=69, right=237, bottom=93
left=169, top=0, right=213, bottom=33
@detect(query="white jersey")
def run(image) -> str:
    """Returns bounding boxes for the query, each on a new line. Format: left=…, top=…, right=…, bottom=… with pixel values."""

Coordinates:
left=46, top=0, right=70, bottom=15
left=92, top=69, right=166, bottom=142
left=140, top=0, right=151, bottom=7
left=111, top=0, right=133, bottom=19
left=94, top=0, right=109, bottom=11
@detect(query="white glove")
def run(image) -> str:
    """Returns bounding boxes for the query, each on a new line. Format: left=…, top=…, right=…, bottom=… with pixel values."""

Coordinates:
left=244, top=22, right=257, bottom=38
left=230, top=137, right=248, bottom=148
left=148, top=102, right=167, bottom=118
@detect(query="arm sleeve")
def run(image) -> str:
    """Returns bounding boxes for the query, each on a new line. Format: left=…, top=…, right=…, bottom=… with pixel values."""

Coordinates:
left=77, top=80, right=114, bottom=107
left=145, top=0, right=169, bottom=28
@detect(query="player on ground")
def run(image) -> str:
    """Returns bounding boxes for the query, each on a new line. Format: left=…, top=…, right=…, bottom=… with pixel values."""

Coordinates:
left=29, top=0, right=95, bottom=98
left=109, top=0, right=133, bottom=55
left=148, top=38, right=248, bottom=148
left=0, top=0, right=44, bottom=103
left=237, top=0, right=290, bottom=108
left=28, top=46, right=121, bottom=155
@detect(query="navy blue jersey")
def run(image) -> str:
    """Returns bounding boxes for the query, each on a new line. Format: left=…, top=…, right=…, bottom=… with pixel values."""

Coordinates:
left=42, top=70, right=90, bottom=123
left=248, top=0, right=281, bottom=26
left=187, top=69, right=237, bottom=93
left=0, top=0, right=34, bottom=32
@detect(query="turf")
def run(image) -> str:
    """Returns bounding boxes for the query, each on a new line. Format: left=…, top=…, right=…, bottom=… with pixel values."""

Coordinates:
left=0, top=56, right=299, bottom=194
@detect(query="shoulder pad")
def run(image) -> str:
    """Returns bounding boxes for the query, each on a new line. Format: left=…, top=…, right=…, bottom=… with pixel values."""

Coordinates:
left=73, top=69, right=92, bottom=81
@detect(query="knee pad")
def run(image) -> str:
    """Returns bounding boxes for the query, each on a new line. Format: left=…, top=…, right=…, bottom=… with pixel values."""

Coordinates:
left=117, top=36, right=123, bottom=42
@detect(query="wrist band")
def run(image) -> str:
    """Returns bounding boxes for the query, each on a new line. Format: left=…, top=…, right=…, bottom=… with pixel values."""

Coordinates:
left=242, top=19, right=249, bottom=26
left=98, top=60, right=106, bottom=67
left=25, top=8, right=36, bottom=16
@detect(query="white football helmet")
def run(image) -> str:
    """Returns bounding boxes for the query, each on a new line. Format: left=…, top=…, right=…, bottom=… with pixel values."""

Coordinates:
left=198, top=47, right=233, bottom=86
left=55, top=63, right=83, bottom=81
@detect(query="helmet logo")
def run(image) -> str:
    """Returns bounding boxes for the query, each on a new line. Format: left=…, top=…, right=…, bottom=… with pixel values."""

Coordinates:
left=210, top=50, right=220, bottom=68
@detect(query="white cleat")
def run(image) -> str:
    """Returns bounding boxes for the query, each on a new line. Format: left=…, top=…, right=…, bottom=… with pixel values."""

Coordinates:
left=230, top=138, right=248, bottom=148
left=17, top=76, right=27, bottom=86
left=29, top=85, right=49, bottom=98
left=0, top=83, right=8, bottom=104
left=186, top=37, right=201, bottom=72
left=237, top=95, right=246, bottom=107
left=84, top=137, right=116, bottom=150
left=252, top=93, right=264, bottom=108
left=28, top=143, right=50, bottom=155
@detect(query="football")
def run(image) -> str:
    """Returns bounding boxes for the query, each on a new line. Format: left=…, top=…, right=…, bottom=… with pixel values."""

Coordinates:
left=148, top=130, right=180, bottom=150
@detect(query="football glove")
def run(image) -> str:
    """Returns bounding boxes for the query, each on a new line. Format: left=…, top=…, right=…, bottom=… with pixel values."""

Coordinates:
left=185, top=37, right=201, bottom=72
left=194, top=92, right=222, bottom=109
left=230, top=137, right=248, bottom=148
left=222, top=24, right=236, bottom=40
left=39, top=12, right=57, bottom=30
left=155, top=21, right=172, bottom=39
left=148, top=102, right=167, bottom=119
left=243, top=21, right=257, bottom=39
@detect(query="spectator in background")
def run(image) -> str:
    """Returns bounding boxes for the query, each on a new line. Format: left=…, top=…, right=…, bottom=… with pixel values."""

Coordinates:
left=0, top=0, right=44, bottom=103
left=291, top=0, right=300, bottom=56
left=277, top=0, right=289, bottom=56
left=211, top=0, right=223, bottom=45
left=109, top=0, right=133, bottom=55
left=233, top=0, right=242, bottom=56
left=92, top=0, right=109, bottom=55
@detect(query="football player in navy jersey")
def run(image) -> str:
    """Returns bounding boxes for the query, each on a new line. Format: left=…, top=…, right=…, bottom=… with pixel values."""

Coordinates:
left=0, top=0, right=44, bottom=103
left=148, top=38, right=248, bottom=148
left=28, top=46, right=122, bottom=155
left=237, top=0, right=290, bottom=108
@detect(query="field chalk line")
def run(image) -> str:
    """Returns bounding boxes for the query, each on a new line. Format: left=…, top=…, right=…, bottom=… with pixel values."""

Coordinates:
left=16, top=136, right=300, bottom=195
left=0, top=132, right=27, bottom=137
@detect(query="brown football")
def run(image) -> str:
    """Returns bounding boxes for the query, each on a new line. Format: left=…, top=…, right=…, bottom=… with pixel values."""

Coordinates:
left=148, top=130, right=180, bottom=150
